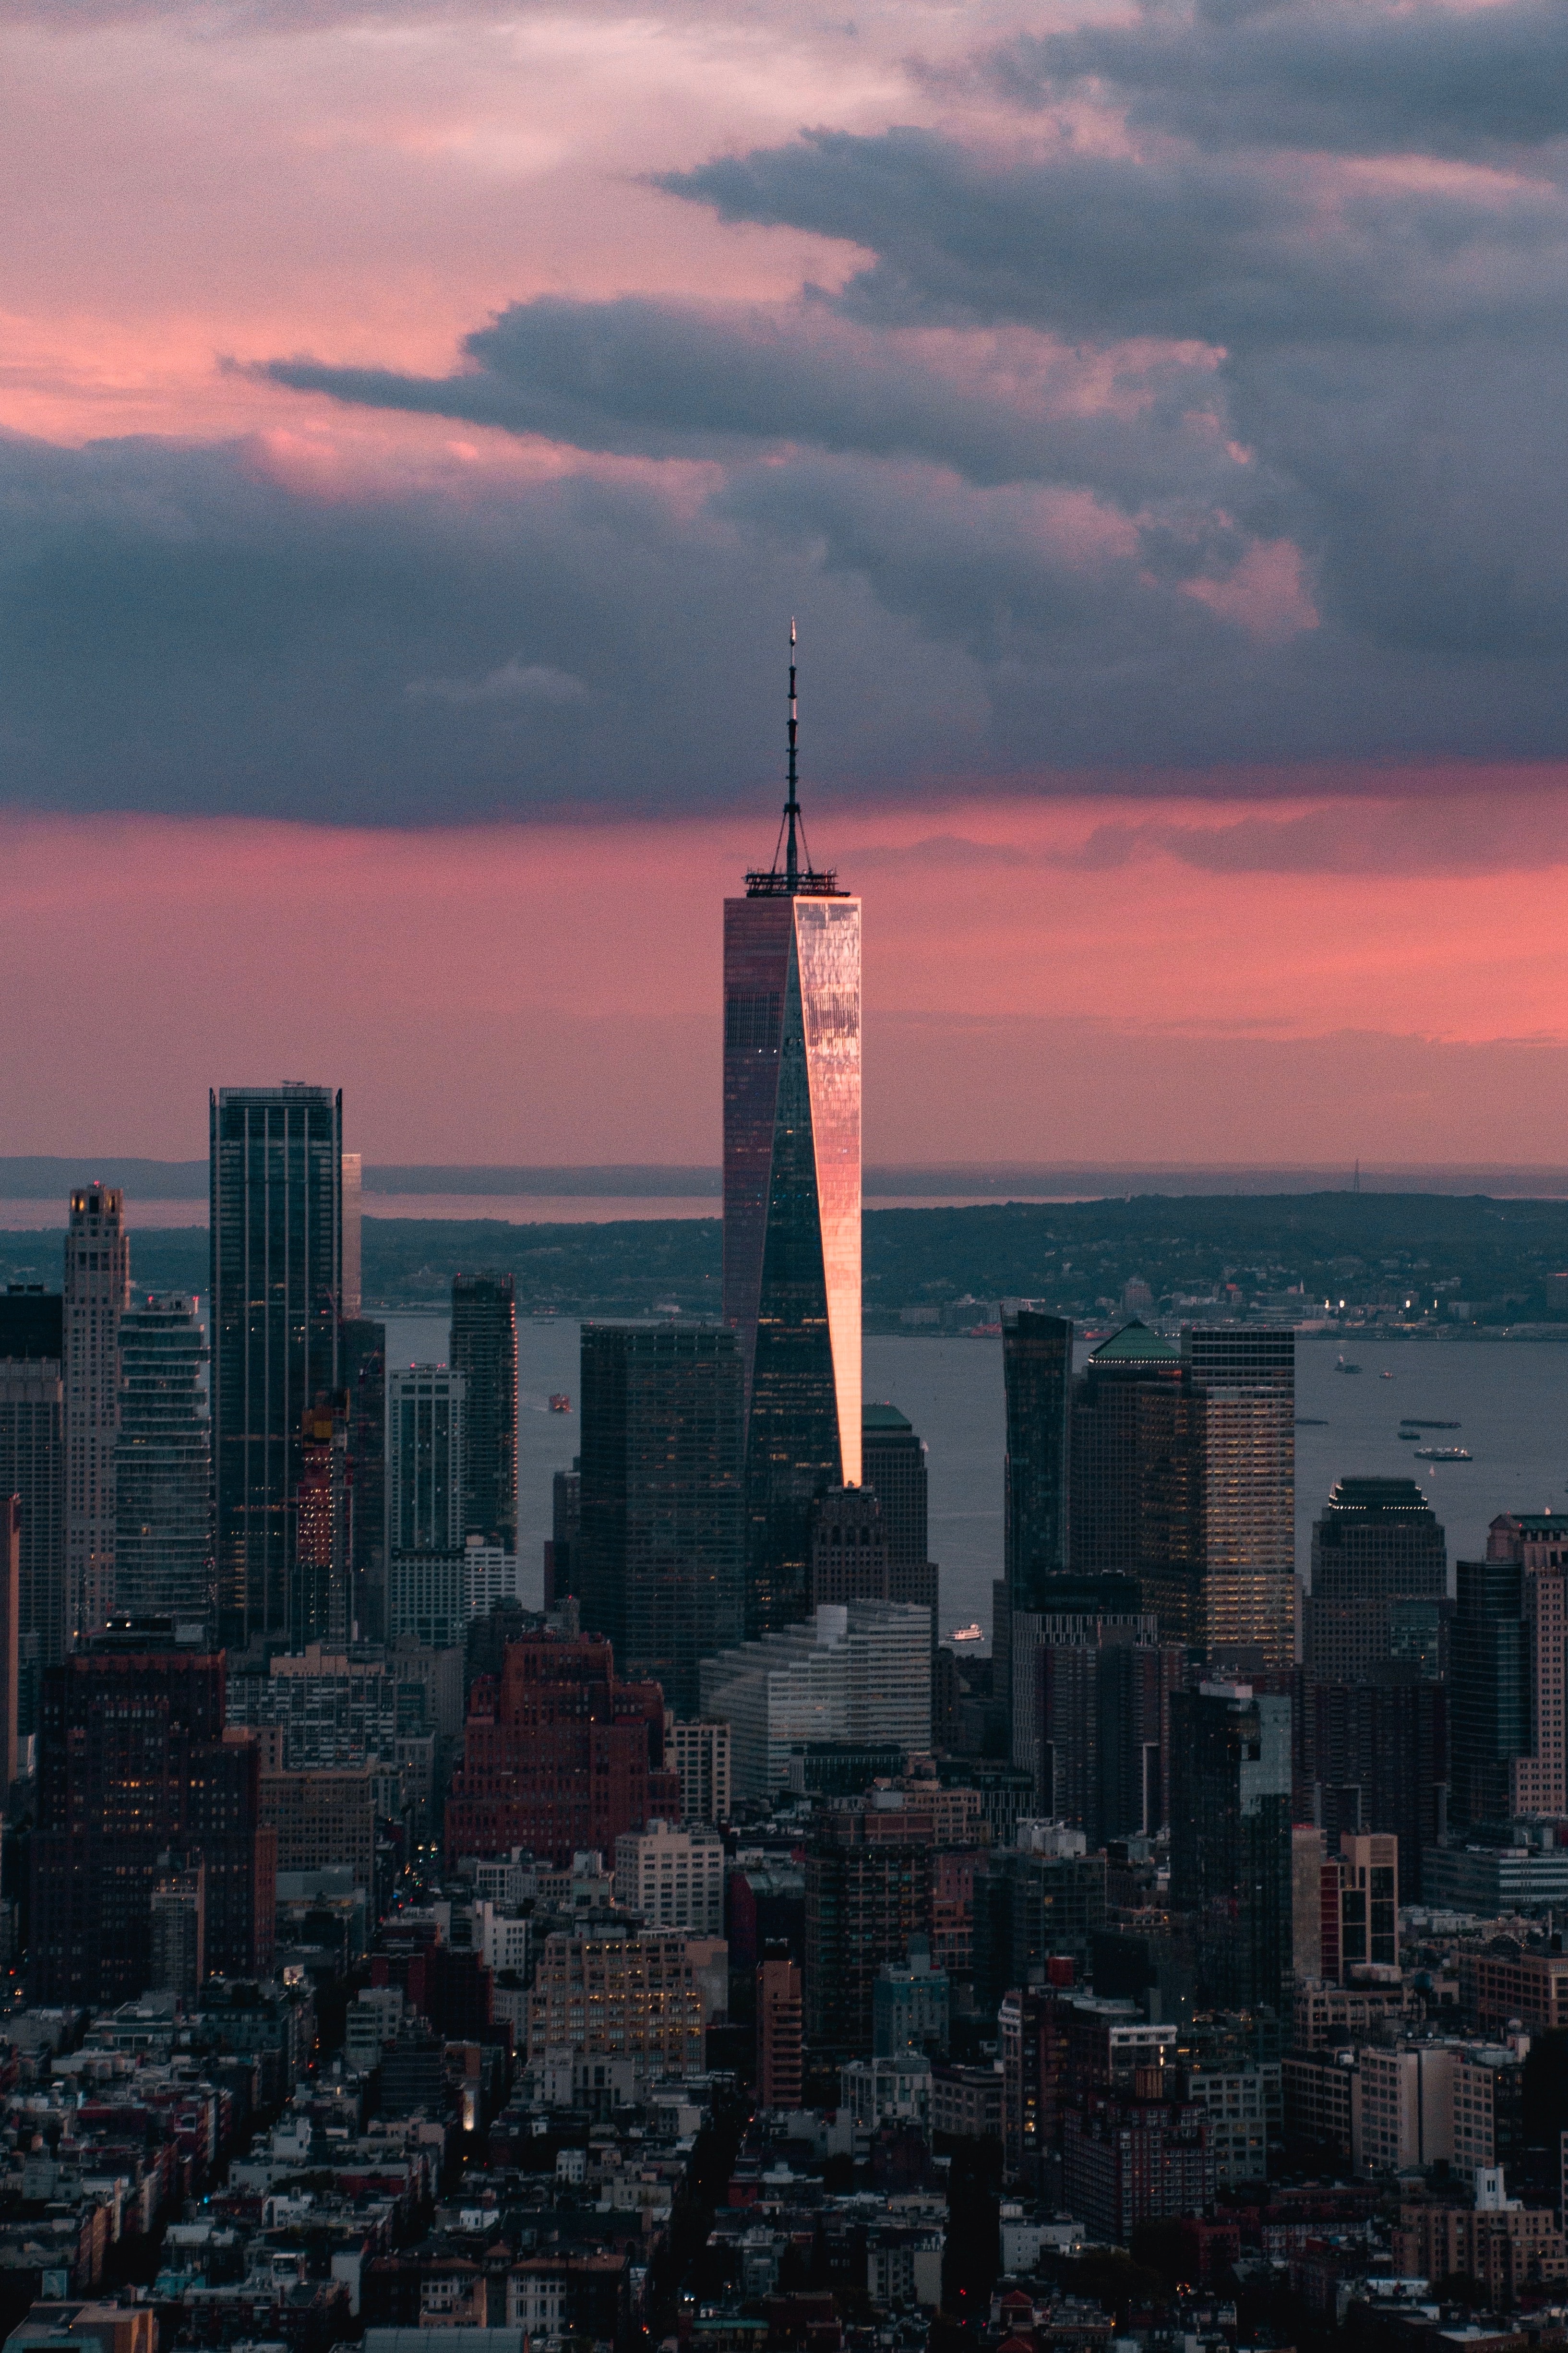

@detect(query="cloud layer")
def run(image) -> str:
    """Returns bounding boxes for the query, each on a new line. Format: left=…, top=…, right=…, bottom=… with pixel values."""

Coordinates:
left=7, top=0, right=1568, bottom=818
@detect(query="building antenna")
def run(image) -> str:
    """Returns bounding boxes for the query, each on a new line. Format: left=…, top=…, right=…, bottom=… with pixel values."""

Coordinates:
left=785, top=617, right=800, bottom=889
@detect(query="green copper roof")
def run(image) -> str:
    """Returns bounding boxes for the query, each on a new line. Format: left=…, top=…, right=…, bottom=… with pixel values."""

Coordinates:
left=863, top=1401, right=913, bottom=1430
left=1089, top=1320, right=1179, bottom=1364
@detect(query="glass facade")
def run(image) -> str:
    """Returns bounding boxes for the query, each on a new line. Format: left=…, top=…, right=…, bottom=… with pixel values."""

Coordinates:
left=210, top=1084, right=342, bottom=1651
left=388, top=1366, right=465, bottom=1555
left=1002, top=1310, right=1074, bottom=1609
left=113, top=1293, right=212, bottom=1625
left=578, top=1321, right=743, bottom=1716
left=451, top=1273, right=518, bottom=1549
left=724, top=890, right=861, bottom=1636
left=1185, top=1327, right=1295, bottom=1668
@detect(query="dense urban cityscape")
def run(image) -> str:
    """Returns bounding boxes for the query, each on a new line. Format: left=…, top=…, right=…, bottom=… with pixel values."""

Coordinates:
left=0, top=760, right=1567, bottom=2353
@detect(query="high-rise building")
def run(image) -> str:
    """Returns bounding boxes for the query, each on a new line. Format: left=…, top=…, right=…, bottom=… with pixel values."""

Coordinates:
left=63, top=1185, right=130, bottom=1644
left=1026, top=1585, right=1185, bottom=1838
left=1069, top=1323, right=1205, bottom=1638
left=341, top=1318, right=387, bottom=1642
left=210, top=1085, right=342, bottom=1651
left=805, top=1811, right=931, bottom=2056
left=1299, top=1830, right=1399, bottom=1985
left=861, top=1402, right=941, bottom=1621
left=1297, top=1672, right=1447, bottom=1899
left=546, top=1458, right=581, bottom=1606
left=699, top=1600, right=932, bottom=1802
left=290, top=1393, right=350, bottom=1648
left=1450, top=1513, right=1568, bottom=1826
left=1170, top=1683, right=1293, bottom=2015
left=451, top=1274, right=518, bottom=1549
left=113, top=1294, right=212, bottom=1626
left=444, top=1632, right=678, bottom=1866
left=1001, top=1310, right=1073, bottom=1782
left=724, top=644, right=861, bottom=1636
left=578, top=1324, right=743, bottom=1716
left=29, top=1633, right=275, bottom=2004
left=668, top=1718, right=732, bottom=1824
left=1184, top=1329, right=1295, bottom=1668
left=341, top=1152, right=363, bottom=1320
left=810, top=1484, right=889, bottom=1607
left=757, top=1955, right=803, bottom=2107
left=0, top=1287, right=66, bottom=1698
left=0, top=1497, right=17, bottom=1791
left=148, top=1862, right=205, bottom=1997
left=1305, top=1478, right=1448, bottom=1682
left=388, top=1365, right=465, bottom=1553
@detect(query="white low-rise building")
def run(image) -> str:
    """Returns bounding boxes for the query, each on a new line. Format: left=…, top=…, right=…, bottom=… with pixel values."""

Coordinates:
left=700, top=1601, right=931, bottom=1799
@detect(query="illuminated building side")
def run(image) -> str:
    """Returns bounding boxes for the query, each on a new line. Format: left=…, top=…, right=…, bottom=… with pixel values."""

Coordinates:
left=723, top=630, right=861, bottom=1636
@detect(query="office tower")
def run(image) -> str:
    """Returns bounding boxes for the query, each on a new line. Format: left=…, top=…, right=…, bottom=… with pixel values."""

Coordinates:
left=1001, top=1309, right=1073, bottom=1781
left=1069, top=1323, right=1206, bottom=1638
left=1298, top=1674, right=1447, bottom=1899
left=451, top=1273, right=518, bottom=1548
left=29, top=1633, right=275, bottom=2004
left=341, top=1152, right=363, bottom=1319
left=973, top=1841, right=1108, bottom=2016
left=757, top=1955, right=803, bottom=2107
left=1184, top=1328, right=1295, bottom=1667
left=444, top=1632, right=678, bottom=1866
left=0, top=1498, right=16, bottom=1790
left=0, top=1287, right=66, bottom=1697
left=112, top=1293, right=212, bottom=1626
left=290, top=1392, right=350, bottom=1648
left=148, top=1861, right=205, bottom=1996
left=612, top=1819, right=726, bottom=1933
left=669, top=1719, right=732, bottom=1823
left=1027, top=1585, right=1185, bottom=1837
left=63, top=1185, right=131, bottom=1644
left=1305, top=1477, right=1447, bottom=1681
left=1450, top=1513, right=1568, bottom=1825
left=388, top=1547, right=466, bottom=1647
left=804, top=1813, right=931, bottom=2056
left=1170, top=1683, right=1293, bottom=2014
left=546, top=1459, right=581, bottom=1605
left=700, top=1600, right=933, bottom=1803
left=210, top=1085, right=342, bottom=1651
left=810, top=1484, right=889, bottom=1606
left=724, top=644, right=861, bottom=1636
left=341, top=1318, right=387, bottom=1642
left=862, top=1402, right=941, bottom=1620
left=578, top=1323, right=743, bottom=1717
left=388, top=1364, right=465, bottom=1552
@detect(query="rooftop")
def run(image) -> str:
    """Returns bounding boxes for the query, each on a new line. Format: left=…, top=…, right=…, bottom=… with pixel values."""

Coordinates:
left=1089, top=1321, right=1179, bottom=1365
left=862, top=1403, right=913, bottom=1431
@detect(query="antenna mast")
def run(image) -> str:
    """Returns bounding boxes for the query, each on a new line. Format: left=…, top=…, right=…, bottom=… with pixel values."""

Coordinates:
left=786, top=618, right=800, bottom=888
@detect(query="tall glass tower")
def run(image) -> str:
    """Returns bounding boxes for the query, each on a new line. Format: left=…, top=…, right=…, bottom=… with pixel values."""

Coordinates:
left=724, top=633, right=861, bottom=1636
left=210, top=1084, right=342, bottom=1652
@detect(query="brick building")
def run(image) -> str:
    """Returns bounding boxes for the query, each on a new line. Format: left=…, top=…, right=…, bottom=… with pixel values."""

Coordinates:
left=444, top=1633, right=677, bottom=1867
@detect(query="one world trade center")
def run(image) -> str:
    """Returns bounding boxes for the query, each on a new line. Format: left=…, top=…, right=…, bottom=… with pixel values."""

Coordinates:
left=723, top=632, right=862, bottom=1636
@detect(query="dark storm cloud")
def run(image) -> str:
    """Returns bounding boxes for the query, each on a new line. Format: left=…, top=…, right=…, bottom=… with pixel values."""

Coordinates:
left=261, top=296, right=1246, bottom=509
left=665, top=129, right=1568, bottom=350
left=972, top=0, right=1568, bottom=163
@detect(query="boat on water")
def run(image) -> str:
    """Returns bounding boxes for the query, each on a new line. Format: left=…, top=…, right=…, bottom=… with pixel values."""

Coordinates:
left=1416, top=1445, right=1472, bottom=1462
left=949, top=1623, right=983, bottom=1645
left=1380, top=1370, right=1394, bottom=1380
left=1403, top=1419, right=1461, bottom=1429
left=1296, top=1416, right=1329, bottom=1427
left=1335, top=1357, right=1362, bottom=1373
left=549, top=1393, right=572, bottom=1413
left=1398, top=1427, right=1421, bottom=1440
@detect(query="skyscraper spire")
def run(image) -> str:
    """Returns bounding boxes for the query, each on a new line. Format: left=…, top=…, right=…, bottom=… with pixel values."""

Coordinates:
left=785, top=617, right=800, bottom=889
left=745, top=617, right=839, bottom=898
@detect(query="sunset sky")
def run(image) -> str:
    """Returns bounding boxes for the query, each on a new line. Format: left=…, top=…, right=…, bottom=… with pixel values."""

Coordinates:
left=6, top=0, right=1568, bottom=1168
